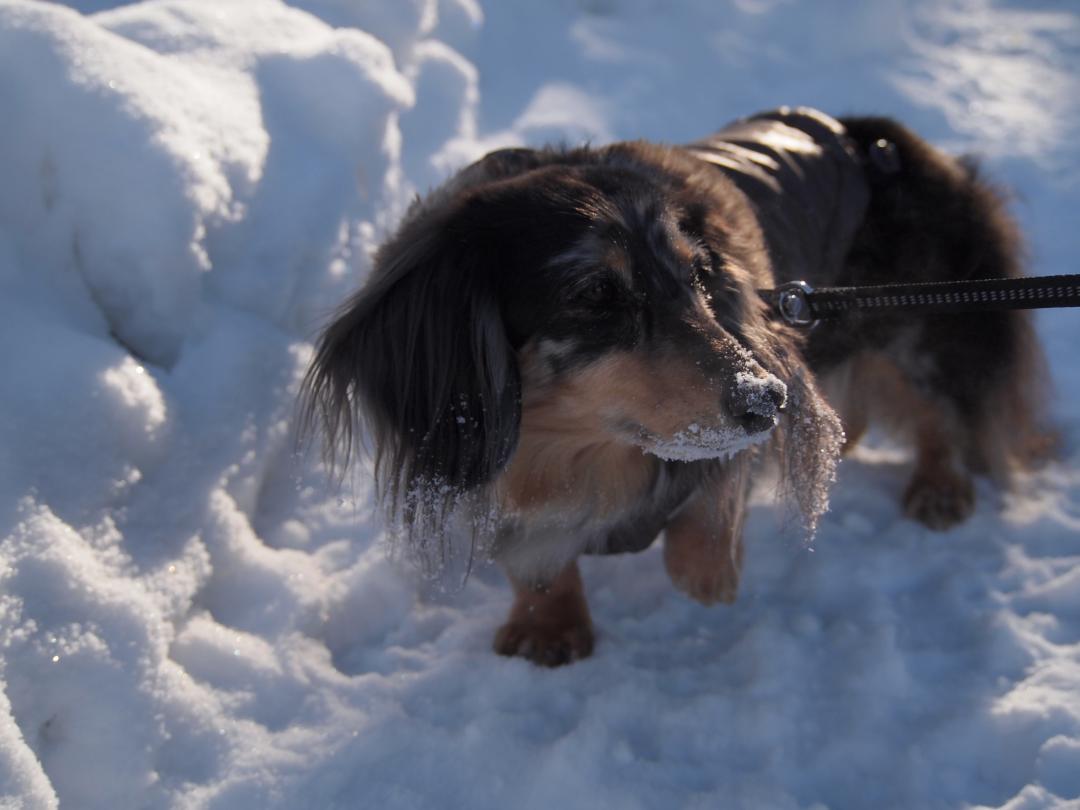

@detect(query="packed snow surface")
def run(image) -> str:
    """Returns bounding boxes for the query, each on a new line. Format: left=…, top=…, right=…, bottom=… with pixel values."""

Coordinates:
left=2, top=0, right=1080, bottom=808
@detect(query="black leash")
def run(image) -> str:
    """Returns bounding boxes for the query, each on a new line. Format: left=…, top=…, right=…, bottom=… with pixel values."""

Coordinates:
left=763, top=274, right=1080, bottom=327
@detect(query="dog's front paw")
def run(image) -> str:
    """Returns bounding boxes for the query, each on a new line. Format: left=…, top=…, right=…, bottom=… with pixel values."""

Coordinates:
left=903, top=468, right=975, bottom=530
left=493, top=619, right=594, bottom=667
left=664, top=544, right=740, bottom=605
left=495, top=562, right=594, bottom=667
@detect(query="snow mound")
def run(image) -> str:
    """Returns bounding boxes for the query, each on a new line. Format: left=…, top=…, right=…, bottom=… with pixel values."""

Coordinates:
left=0, top=0, right=416, bottom=367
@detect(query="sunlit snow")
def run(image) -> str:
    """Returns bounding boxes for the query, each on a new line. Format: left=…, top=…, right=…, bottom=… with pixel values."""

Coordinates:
left=1, top=1, right=1079, bottom=808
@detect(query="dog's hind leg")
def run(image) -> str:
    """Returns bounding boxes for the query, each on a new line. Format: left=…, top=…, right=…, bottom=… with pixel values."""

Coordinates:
left=902, top=403, right=976, bottom=530
left=826, top=351, right=977, bottom=530
left=493, top=561, right=595, bottom=666
left=833, top=116, right=1052, bottom=527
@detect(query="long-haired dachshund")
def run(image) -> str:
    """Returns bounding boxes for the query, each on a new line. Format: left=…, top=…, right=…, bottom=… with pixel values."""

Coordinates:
left=301, top=108, right=1049, bottom=666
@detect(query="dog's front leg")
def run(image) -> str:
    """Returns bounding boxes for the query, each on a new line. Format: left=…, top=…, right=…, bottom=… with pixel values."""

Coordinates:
left=664, top=470, right=749, bottom=605
left=493, top=560, right=595, bottom=667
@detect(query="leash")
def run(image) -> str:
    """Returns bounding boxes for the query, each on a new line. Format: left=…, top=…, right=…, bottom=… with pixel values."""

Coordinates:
left=762, top=274, right=1080, bottom=327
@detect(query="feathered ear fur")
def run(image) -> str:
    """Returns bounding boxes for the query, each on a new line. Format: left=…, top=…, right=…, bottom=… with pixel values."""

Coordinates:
left=299, top=204, right=521, bottom=540
left=774, top=361, right=845, bottom=537
left=743, top=313, right=845, bottom=538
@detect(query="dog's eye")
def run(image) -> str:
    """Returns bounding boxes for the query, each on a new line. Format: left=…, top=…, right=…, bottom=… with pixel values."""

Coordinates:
left=575, top=277, right=618, bottom=305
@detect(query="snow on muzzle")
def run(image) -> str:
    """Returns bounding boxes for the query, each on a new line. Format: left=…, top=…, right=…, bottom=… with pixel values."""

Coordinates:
left=636, top=370, right=787, bottom=462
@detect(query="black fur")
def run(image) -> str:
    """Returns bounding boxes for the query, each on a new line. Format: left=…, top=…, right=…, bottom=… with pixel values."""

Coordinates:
left=302, top=197, right=523, bottom=503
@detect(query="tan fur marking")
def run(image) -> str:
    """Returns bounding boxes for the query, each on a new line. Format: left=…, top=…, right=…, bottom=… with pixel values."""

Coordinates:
left=500, top=349, right=729, bottom=517
left=600, top=241, right=631, bottom=279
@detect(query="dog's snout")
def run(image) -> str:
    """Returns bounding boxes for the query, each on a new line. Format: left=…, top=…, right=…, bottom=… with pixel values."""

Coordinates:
left=763, top=378, right=787, bottom=413
left=726, top=373, right=787, bottom=434
left=733, top=408, right=775, bottom=435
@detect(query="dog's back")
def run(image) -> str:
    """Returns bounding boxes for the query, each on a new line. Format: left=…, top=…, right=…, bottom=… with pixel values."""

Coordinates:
left=681, top=108, right=1052, bottom=526
left=686, top=107, right=871, bottom=291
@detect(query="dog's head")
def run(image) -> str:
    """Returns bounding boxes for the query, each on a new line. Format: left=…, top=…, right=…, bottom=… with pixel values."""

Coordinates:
left=301, top=145, right=842, bottom=545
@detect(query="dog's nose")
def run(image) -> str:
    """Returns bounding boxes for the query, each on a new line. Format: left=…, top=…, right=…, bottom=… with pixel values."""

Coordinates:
left=726, top=373, right=787, bottom=434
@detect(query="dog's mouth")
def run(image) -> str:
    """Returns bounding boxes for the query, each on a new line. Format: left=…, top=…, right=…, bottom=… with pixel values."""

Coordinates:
left=631, top=421, right=775, bottom=462
left=613, top=370, right=786, bottom=462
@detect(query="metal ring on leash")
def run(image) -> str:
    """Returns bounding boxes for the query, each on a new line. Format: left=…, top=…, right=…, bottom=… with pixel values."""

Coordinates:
left=774, top=281, right=817, bottom=327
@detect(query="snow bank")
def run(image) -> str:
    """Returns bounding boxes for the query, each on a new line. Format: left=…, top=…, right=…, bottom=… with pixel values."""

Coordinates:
left=0, top=0, right=427, bottom=805
left=1, top=0, right=1079, bottom=808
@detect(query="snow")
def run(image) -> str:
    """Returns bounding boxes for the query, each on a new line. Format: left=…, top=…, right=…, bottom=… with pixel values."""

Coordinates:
left=1, top=0, right=1079, bottom=808
left=638, top=423, right=774, bottom=463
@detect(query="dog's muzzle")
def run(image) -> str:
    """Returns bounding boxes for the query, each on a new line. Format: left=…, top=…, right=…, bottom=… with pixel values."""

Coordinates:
left=630, top=372, right=787, bottom=463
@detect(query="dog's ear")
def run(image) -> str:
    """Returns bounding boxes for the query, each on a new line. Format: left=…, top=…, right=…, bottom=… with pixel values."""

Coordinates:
left=743, top=318, right=845, bottom=537
left=775, top=363, right=844, bottom=536
left=301, top=210, right=520, bottom=509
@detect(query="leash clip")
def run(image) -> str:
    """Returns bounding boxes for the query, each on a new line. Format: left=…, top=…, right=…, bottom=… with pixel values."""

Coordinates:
left=775, top=280, right=817, bottom=327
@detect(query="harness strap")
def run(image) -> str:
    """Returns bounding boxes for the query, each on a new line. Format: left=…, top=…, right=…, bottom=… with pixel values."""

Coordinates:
left=763, top=274, right=1080, bottom=327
